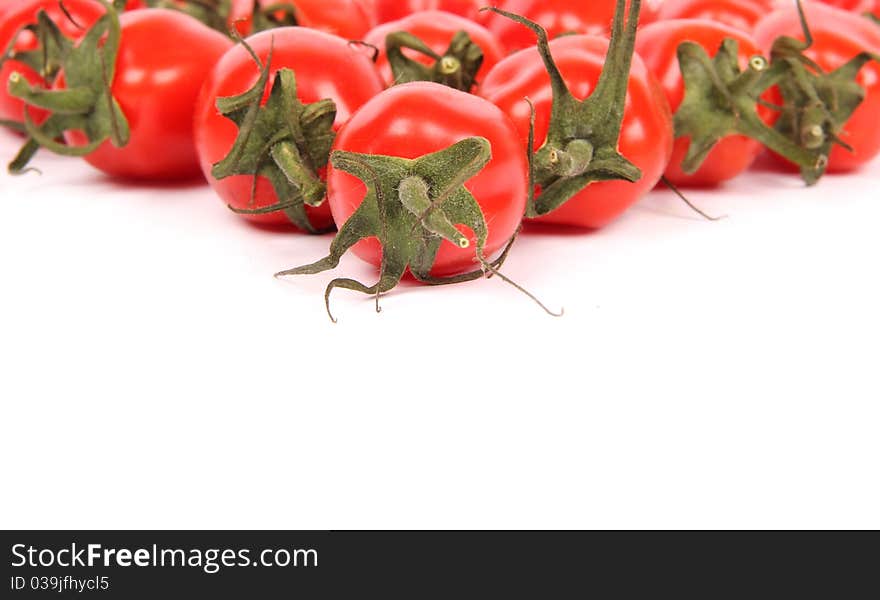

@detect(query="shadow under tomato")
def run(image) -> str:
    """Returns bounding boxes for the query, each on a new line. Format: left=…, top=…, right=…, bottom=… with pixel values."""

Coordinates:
left=521, top=220, right=603, bottom=238
left=101, top=171, right=209, bottom=191
left=238, top=219, right=338, bottom=236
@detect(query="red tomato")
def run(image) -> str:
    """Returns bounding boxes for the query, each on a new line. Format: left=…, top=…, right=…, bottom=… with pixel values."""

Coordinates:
left=815, top=0, right=880, bottom=18
left=57, top=9, right=233, bottom=179
left=637, top=19, right=768, bottom=186
left=484, top=0, right=655, bottom=55
left=480, top=34, right=673, bottom=228
left=363, top=10, right=505, bottom=88
left=657, top=0, right=772, bottom=32
left=328, top=82, right=528, bottom=275
left=754, top=2, right=880, bottom=172
left=195, top=27, right=385, bottom=228
left=0, top=0, right=106, bottom=125
left=375, top=0, right=482, bottom=23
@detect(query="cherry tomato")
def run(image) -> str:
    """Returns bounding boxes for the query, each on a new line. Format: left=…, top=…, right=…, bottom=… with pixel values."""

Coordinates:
left=815, top=0, right=880, bottom=18
left=754, top=2, right=880, bottom=172
left=0, top=0, right=106, bottom=125
left=480, top=34, right=673, bottom=228
left=363, top=10, right=504, bottom=88
left=375, top=0, right=482, bottom=23
left=195, top=27, right=385, bottom=227
left=657, top=0, right=772, bottom=32
left=484, top=0, right=656, bottom=55
left=329, top=82, right=528, bottom=275
left=637, top=19, right=769, bottom=186
left=58, top=9, right=233, bottom=179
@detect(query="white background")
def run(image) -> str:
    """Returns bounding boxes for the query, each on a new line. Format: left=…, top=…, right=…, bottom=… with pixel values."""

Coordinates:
left=1, top=130, right=878, bottom=530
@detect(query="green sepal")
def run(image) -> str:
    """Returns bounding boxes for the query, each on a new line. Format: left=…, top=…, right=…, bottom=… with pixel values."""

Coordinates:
left=211, top=43, right=337, bottom=234
left=275, top=137, right=500, bottom=322
left=385, top=30, right=485, bottom=92
left=251, top=2, right=299, bottom=34
left=766, top=3, right=879, bottom=184
left=0, top=10, right=73, bottom=85
left=673, top=38, right=827, bottom=183
left=771, top=53, right=877, bottom=184
left=0, top=119, right=26, bottom=133
left=7, top=0, right=130, bottom=174
left=484, top=1, right=643, bottom=218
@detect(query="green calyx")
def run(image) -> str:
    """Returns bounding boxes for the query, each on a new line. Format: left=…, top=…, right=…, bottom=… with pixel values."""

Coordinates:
left=0, top=9, right=69, bottom=87
left=275, top=138, right=495, bottom=322
left=766, top=2, right=879, bottom=184
left=144, top=0, right=236, bottom=34
left=251, top=2, right=299, bottom=34
left=483, top=1, right=643, bottom=219
left=211, top=41, right=336, bottom=233
left=275, top=137, right=558, bottom=322
left=385, top=30, right=484, bottom=92
left=7, top=0, right=129, bottom=175
left=142, top=1, right=298, bottom=36
left=673, top=38, right=830, bottom=184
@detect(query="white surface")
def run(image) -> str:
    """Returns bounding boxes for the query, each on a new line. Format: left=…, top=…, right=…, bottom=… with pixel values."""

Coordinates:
left=1, top=129, right=878, bottom=530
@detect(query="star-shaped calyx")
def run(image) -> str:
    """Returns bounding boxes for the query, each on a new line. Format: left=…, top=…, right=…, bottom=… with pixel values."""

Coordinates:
left=276, top=137, right=491, bottom=321
left=673, top=38, right=827, bottom=183
left=211, top=40, right=337, bottom=233
left=765, top=1, right=879, bottom=184
left=385, top=30, right=485, bottom=92
left=484, top=1, right=643, bottom=218
left=7, top=0, right=130, bottom=174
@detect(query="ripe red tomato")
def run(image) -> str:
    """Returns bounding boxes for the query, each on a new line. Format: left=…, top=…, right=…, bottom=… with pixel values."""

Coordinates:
left=0, top=0, right=106, bottom=126
left=328, top=82, right=528, bottom=276
left=195, top=27, right=385, bottom=228
left=815, top=0, right=880, bottom=18
left=484, top=0, right=655, bottom=55
left=374, top=0, right=482, bottom=23
left=53, top=9, right=233, bottom=180
left=754, top=2, right=880, bottom=172
left=636, top=19, right=768, bottom=186
left=480, top=34, right=673, bottom=228
left=362, top=10, right=504, bottom=89
left=657, top=0, right=772, bottom=32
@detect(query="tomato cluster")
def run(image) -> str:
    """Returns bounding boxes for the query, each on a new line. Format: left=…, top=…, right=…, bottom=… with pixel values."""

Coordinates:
left=2, top=0, right=879, bottom=319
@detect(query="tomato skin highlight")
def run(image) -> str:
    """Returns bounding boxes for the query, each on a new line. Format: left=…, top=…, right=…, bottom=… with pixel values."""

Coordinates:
left=374, top=0, right=483, bottom=23
left=328, top=82, right=528, bottom=276
left=0, top=0, right=106, bottom=126
left=195, top=27, right=385, bottom=228
left=657, top=0, right=772, bottom=32
left=637, top=19, right=768, bottom=186
left=55, top=9, right=232, bottom=180
left=480, top=34, right=673, bottom=229
left=484, top=0, right=655, bottom=55
left=363, top=10, right=504, bottom=88
left=754, top=2, right=880, bottom=173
